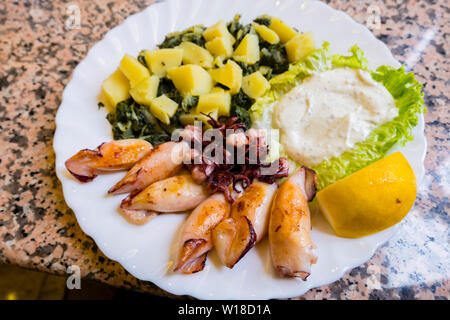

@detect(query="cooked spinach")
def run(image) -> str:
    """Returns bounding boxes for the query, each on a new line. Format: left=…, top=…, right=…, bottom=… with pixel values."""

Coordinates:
left=181, top=30, right=205, bottom=46
left=140, top=131, right=172, bottom=146
left=106, top=99, right=171, bottom=146
left=158, top=33, right=182, bottom=49
left=235, top=61, right=260, bottom=76
left=253, top=15, right=271, bottom=26
left=235, top=24, right=255, bottom=48
left=181, top=94, right=199, bottom=112
left=227, top=14, right=244, bottom=39
left=260, top=43, right=289, bottom=75
left=231, top=89, right=254, bottom=110
left=258, top=65, right=273, bottom=80
left=232, top=106, right=251, bottom=128
left=158, top=25, right=206, bottom=49
left=137, top=49, right=148, bottom=67
left=159, top=109, right=183, bottom=135
left=229, top=89, right=254, bottom=127
left=226, top=14, right=255, bottom=49
left=225, top=14, right=289, bottom=78
left=157, top=78, right=182, bottom=104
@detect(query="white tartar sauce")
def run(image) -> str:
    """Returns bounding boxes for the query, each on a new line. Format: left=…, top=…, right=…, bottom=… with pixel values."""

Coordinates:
left=273, top=68, right=398, bottom=166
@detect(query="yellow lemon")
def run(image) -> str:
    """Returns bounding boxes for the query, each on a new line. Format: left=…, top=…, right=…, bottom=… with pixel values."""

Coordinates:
left=317, top=152, right=417, bottom=238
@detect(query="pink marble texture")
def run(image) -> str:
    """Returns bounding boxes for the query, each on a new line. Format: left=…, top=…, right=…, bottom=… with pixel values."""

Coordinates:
left=0, top=0, right=448, bottom=299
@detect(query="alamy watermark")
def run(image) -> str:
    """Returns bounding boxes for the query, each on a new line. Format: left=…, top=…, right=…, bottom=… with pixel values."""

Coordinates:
left=66, top=265, right=81, bottom=289
left=366, top=4, right=381, bottom=30
left=65, top=3, right=81, bottom=30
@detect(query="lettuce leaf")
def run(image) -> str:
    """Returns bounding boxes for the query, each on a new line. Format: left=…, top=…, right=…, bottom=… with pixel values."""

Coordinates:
left=332, top=44, right=369, bottom=70
left=250, top=43, right=426, bottom=190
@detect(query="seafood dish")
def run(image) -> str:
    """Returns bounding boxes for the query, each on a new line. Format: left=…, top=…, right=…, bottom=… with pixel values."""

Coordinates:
left=64, top=14, right=425, bottom=280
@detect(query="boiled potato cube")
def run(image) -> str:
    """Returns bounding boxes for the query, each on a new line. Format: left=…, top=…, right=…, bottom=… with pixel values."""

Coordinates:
left=253, top=23, right=279, bottom=44
left=269, top=17, right=297, bottom=43
left=203, top=20, right=235, bottom=44
left=205, top=36, right=233, bottom=58
left=213, top=56, right=225, bottom=68
left=179, top=41, right=214, bottom=69
left=285, top=31, right=315, bottom=63
left=179, top=109, right=218, bottom=129
left=228, top=33, right=236, bottom=46
left=167, top=64, right=213, bottom=96
left=197, top=91, right=231, bottom=116
left=119, top=54, right=150, bottom=87
left=150, top=95, right=178, bottom=125
left=242, top=71, right=270, bottom=99
left=129, top=75, right=159, bottom=105
left=101, top=69, right=130, bottom=107
left=209, top=60, right=242, bottom=94
left=233, top=34, right=260, bottom=65
left=145, top=48, right=183, bottom=77
left=211, top=86, right=226, bottom=93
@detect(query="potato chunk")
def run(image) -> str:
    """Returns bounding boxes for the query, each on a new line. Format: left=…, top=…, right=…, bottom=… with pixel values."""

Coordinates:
left=119, top=54, right=150, bottom=87
left=197, top=91, right=231, bottom=116
left=213, top=56, right=225, bottom=68
left=145, top=48, right=183, bottom=77
left=233, top=34, right=260, bottom=65
left=253, top=23, right=279, bottom=44
left=211, top=86, right=226, bottom=93
left=205, top=36, right=233, bottom=58
left=101, top=69, right=130, bottom=107
left=285, top=31, right=315, bottom=63
left=209, top=60, right=242, bottom=94
left=203, top=20, right=235, bottom=44
left=167, top=64, right=213, bottom=96
left=242, top=71, right=270, bottom=99
left=269, top=17, right=297, bottom=43
left=179, top=41, right=214, bottom=68
left=150, top=95, right=178, bottom=125
left=129, top=75, right=159, bottom=105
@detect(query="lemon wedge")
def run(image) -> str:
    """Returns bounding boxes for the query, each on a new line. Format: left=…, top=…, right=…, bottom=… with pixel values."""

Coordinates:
left=317, top=152, right=417, bottom=238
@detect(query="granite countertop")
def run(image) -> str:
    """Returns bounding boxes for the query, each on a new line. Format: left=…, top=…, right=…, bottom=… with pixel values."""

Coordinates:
left=0, top=0, right=448, bottom=299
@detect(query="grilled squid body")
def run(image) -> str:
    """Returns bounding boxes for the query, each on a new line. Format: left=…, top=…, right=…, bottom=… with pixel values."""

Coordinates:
left=120, top=207, right=157, bottom=225
left=108, top=141, right=189, bottom=195
left=120, top=173, right=210, bottom=213
left=174, top=193, right=230, bottom=274
left=212, top=180, right=277, bottom=268
left=269, top=167, right=318, bottom=280
left=65, top=139, right=152, bottom=182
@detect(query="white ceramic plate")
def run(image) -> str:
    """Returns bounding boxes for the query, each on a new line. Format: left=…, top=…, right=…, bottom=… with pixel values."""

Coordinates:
left=54, top=0, right=426, bottom=299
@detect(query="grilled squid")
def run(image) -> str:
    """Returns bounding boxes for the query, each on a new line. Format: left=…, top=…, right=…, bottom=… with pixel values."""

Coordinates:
left=120, top=172, right=210, bottom=213
left=268, top=166, right=318, bottom=280
left=108, top=141, right=189, bottom=195
left=120, top=206, right=157, bottom=225
left=65, top=139, right=152, bottom=182
left=212, top=180, right=277, bottom=268
left=174, top=193, right=230, bottom=274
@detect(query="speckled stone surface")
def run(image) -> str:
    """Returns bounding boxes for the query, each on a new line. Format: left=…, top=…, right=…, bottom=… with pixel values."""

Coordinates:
left=0, top=0, right=448, bottom=300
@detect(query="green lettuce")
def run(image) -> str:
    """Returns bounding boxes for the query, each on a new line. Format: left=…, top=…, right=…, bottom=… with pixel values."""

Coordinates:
left=250, top=43, right=426, bottom=190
